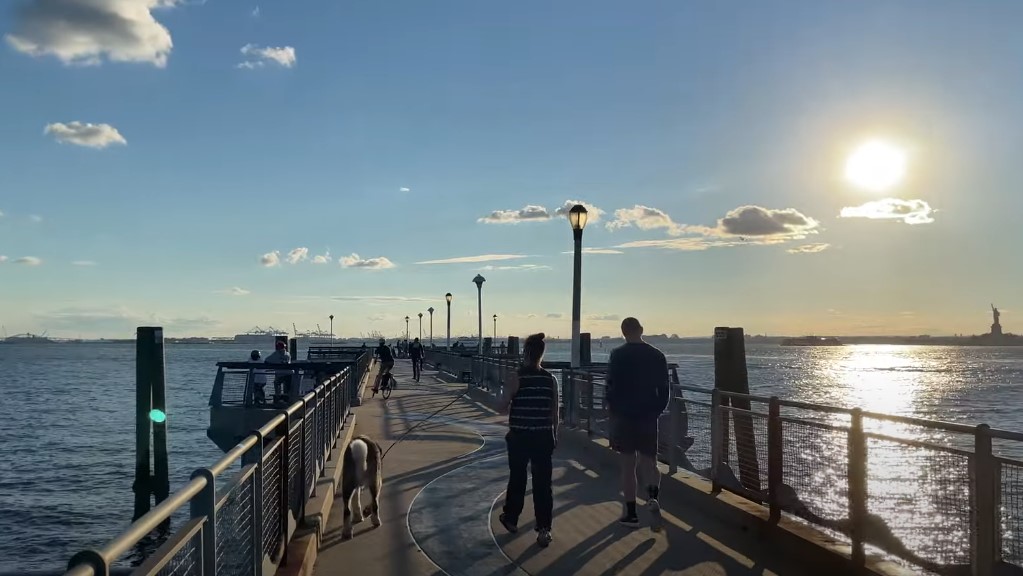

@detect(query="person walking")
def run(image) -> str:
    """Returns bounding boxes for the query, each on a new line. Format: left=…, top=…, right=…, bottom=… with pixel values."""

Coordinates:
left=606, top=317, right=670, bottom=531
left=497, top=333, right=558, bottom=548
left=409, top=337, right=425, bottom=382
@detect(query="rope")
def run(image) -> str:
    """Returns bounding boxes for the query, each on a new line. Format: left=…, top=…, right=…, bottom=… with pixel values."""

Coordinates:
left=380, top=386, right=469, bottom=461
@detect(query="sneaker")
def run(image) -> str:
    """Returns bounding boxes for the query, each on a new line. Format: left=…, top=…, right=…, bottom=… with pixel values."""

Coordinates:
left=536, top=528, right=553, bottom=548
left=499, top=513, right=518, bottom=534
left=648, top=499, right=663, bottom=532
left=618, top=514, right=640, bottom=528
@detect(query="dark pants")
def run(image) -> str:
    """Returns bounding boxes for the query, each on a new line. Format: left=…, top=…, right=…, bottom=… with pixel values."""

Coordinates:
left=412, top=357, right=422, bottom=380
left=503, top=429, right=555, bottom=530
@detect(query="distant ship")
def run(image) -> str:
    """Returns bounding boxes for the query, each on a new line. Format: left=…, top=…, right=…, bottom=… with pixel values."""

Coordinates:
left=1, top=332, right=57, bottom=344
left=780, top=336, right=844, bottom=347
left=232, top=326, right=289, bottom=344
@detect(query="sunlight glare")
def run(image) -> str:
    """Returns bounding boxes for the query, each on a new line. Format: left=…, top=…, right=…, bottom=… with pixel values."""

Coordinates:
left=844, top=140, right=907, bottom=192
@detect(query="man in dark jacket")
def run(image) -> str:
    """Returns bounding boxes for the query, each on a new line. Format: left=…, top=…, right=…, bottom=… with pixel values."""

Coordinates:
left=605, top=317, right=669, bottom=531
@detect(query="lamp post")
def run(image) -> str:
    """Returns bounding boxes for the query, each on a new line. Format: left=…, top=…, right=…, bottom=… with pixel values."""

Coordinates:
left=472, top=275, right=486, bottom=356
left=493, top=314, right=498, bottom=341
left=329, top=314, right=334, bottom=346
left=568, top=204, right=589, bottom=368
left=445, top=293, right=452, bottom=350
left=418, top=312, right=423, bottom=341
left=405, top=316, right=409, bottom=344
left=428, top=307, right=435, bottom=346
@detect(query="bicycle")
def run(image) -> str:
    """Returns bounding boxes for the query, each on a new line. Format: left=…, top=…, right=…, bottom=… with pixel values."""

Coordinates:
left=374, top=370, right=396, bottom=400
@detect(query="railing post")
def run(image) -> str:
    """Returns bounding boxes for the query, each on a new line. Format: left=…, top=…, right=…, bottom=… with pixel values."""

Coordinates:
left=316, top=385, right=326, bottom=474
left=189, top=468, right=217, bottom=576
left=243, top=431, right=264, bottom=576
left=278, top=414, right=290, bottom=566
left=972, top=424, right=997, bottom=576
left=710, top=388, right=723, bottom=492
left=301, top=396, right=311, bottom=505
left=669, top=389, right=683, bottom=475
left=847, top=408, right=867, bottom=568
left=67, top=550, right=109, bottom=576
left=767, top=397, right=782, bottom=524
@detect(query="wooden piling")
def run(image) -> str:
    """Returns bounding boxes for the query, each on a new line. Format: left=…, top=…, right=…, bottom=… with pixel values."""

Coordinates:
left=713, top=327, right=761, bottom=493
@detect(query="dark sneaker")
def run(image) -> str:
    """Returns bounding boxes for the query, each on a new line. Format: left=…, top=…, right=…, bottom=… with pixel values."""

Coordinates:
left=618, top=514, right=640, bottom=528
left=499, top=513, right=518, bottom=534
left=536, top=528, right=553, bottom=548
left=648, top=499, right=663, bottom=532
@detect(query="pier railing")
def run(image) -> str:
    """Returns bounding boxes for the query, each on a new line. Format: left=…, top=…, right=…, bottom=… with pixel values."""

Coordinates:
left=64, top=355, right=371, bottom=576
left=425, top=348, right=1023, bottom=575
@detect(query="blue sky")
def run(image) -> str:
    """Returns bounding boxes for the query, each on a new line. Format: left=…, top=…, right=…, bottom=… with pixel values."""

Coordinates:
left=1, top=0, right=1021, bottom=339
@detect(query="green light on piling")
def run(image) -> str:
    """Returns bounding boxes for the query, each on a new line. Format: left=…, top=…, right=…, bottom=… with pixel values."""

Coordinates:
left=149, top=409, right=167, bottom=423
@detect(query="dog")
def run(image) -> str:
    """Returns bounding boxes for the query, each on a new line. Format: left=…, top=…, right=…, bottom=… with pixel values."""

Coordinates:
left=340, top=434, right=384, bottom=540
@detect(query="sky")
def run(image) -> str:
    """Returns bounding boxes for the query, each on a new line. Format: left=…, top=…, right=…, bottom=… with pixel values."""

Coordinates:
left=1, top=0, right=1021, bottom=340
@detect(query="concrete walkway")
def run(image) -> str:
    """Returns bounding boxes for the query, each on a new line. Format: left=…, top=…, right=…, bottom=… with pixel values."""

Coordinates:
left=312, top=360, right=816, bottom=576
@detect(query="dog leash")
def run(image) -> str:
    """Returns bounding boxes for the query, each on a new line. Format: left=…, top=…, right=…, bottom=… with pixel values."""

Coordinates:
left=380, top=389, right=470, bottom=461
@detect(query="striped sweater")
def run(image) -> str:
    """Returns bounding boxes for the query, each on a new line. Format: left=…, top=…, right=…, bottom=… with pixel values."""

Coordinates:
left=508, top=367, right=558, bottom=432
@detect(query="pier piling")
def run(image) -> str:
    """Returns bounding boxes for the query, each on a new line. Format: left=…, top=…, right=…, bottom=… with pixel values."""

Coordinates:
left=713, top=327, right=761, bottom=493
left=133, top=327, right=170, bottom=524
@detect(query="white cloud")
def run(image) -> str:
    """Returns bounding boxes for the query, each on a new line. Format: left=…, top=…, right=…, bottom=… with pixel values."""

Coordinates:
left=312, top=249, right=331, bottom=264
left=478, top=264, right=551, bottom=271
left=416, top=254, right=528, bottom=265
left=607, top=205, right=685, bottom=235
left=286, top=247, right=309, bottom=264
left=615, top=205, right=821, bottom=251
left=839, top=198, right=935, bottom=225
left=6, top=0, right=178, bottom=67
left=72, top=260, right=98, bottom=266
left=15, top=256, right=41, bottom=265
left=0, top=210, right=4, bottom=217
left=567, top=248, right=624, bottom=255
left=36, top=306, right=219, bottom=334
left=478, top=205, right=551, bottom=224
left=0, top=256, right=8, bottom=263
left=29, top=215, right=43, bottom=223
left=399, top=187, right=411, bottom=193
left=787, top=243, right=831, bottom=254
left=332, top=296, right=433, bottom=302
left=553, top=200, right=605, bottom=223
left=546, top=313, right=564, bottom=319
left=339, top=253, right=395, bottom=269
left=588, top=314, right=621, bottom=322
left=260, top=251, right=280, bottom=267
left=225, top=287, right=251, bottom=296
left=44, top=122, right=127, bottom=149
left=238, top=43, right=296, bottom=69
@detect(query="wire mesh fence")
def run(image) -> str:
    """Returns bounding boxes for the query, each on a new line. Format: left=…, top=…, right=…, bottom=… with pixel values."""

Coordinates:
left=215, top=472, right=255, bottom=576
left=779, top=417, right=849, bottom=523
left=261, top=441, right=283, bottom=559
left=1001, top=460, right=1023, bottom=567
left=155, top=528, right=202, bottom=576
left=720, top=405, right=770, bottom=497
left=680, top=399, right=713, bottom=473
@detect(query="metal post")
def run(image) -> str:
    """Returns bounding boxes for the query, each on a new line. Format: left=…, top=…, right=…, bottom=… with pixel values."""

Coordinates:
left=329, top=315, right=334, bottom=346
left=419, top=312, right=423, bottom=341
left=150, top=329, right=169, bottom=518
left=848, top=408, right=867, bottom=568
left=476, top=283, right=483, bottom=356
left=972, top=424, right=997, bottom=575
left=571, top=229, right=582, bottom=368
left=190, top=468, right=217, bottom=576
left=710, top=388, right=723, bottom=493
left=767, top=397, right=782, bottom=524
left=446, top=295, right=452, bottom=351
left=493, top=314, right=497, bottom=341
left=133, top=327, right=159, bottom=522
left=428, top=307, right=434, bottom=347
left=668, top=388, right=682, bottom=475
left=243, top=431, right=264, bottom=576
left=278, top=415, right=290, bottom=565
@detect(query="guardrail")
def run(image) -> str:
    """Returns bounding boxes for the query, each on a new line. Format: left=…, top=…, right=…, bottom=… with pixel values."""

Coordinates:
left=64, top=353, right=371, bottom=576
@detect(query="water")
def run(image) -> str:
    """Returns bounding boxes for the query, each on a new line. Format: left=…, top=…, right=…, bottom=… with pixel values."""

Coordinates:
left=1, top=340, right=1022, bottom=571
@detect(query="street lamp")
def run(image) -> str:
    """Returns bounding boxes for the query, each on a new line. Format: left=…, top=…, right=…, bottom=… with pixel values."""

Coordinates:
left=445, top=293, right=452, bottom=350
left=568, top=204, right=589, bottom=367
left=418, top=312, right=423, bottom=341
left=472, top=274, right=486, bottom=355
left=329, top=314, right=334, bottom=346
left=493, top=314, right=498, bottom=341
left=428, top=307, right=435, bottom=347
left=405, top=316, right=409, bottom=343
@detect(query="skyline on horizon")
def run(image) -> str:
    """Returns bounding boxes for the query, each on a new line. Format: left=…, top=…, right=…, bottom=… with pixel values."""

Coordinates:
left=2, top=1, right=1020, bottom=339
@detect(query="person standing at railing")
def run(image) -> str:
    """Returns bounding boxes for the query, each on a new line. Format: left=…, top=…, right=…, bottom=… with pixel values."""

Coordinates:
left=497, top=332, right=558, bottom=548
left=248, top=349, right=268, bottom=405
left=410, top=337, right=425, bottom=382
left=606, top=317, right=669, bottom=531
left=265, top=340, right=292, bottom=404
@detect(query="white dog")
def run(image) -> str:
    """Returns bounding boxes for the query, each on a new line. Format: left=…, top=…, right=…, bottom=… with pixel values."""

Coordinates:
left=340, top=435, right=383, bottom=540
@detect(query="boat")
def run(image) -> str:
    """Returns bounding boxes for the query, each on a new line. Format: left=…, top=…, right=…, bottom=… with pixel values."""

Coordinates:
left=232, top=326, right=289, bottom=344
left=1, top=332, right=57, bottom=344
left=780, top=336, right=843, bottom=347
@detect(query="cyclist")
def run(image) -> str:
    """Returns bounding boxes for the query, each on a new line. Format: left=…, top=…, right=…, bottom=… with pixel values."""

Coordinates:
left=409, top=337, right=425, bottom=382
left=373, top=337, right=395, bottom=395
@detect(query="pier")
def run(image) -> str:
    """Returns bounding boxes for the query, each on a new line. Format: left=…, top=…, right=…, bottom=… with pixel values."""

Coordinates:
left=56, top=340, right=1023, bottom=576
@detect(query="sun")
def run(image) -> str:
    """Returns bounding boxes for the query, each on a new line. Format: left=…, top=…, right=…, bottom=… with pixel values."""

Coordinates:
left=844, top=140, right=907, bottom=192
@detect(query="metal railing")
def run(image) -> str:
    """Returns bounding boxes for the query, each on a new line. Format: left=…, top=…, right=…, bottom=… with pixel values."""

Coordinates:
left=64, top=354, right=371, bottom=576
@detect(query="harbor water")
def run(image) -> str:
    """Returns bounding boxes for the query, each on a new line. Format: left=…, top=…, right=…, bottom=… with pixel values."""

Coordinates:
left=1, top=340, right=1022, bottom=571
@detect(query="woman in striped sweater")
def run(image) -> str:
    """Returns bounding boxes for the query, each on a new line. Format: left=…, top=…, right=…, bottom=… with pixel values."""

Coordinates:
left=497, top=332, right=559, bottom=548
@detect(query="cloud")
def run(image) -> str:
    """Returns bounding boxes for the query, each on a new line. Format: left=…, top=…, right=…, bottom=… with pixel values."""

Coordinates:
left=251, top=6, right=260, bottom=17
left=587, top=314, right=621, bottom=322
left=72, top=260, right=98, bottom=266
left=44, top=122, right=127, bottom=149
left=5, top=0, right=178, bottom=67
left=553, top=200, right=605, bottom=223
left=787, top=243, right=831, bottom=254
left=29, top=215, right=43, bottom=223
left=331, top=296, right=433, bottom=302
left=574, top=248, right=624, bottom=255
left=615, top=205, right=820, bottom=251
left=339, top=253, right=395, bottom=269
left=478, top=264, right=551, bottom=271
left=417, top=254, right=528, bottom=265
left=546, top=313, right=563, bottom=319
left=238, top=43, right=296, bottom=69
left=222, top=287, right=251, bottom=296
left=839, top=198, right=935, bottom=225
left=286, top=247, right=309, bottom=264
left=36, top=306, right=219, bottom=334
left=15, top=256, right=41, bottom=265
left=399, top=187, right=411, bottom=193
left=260, top=251, right=280, bottom=267
left=607, top=205, right=685, bottom=235
left=367, top=314, right=386, bottom=321
left=478, top=205, right=551, bottom=224
left=0, top=210, right=4, bottom=217
left=312, top=249, right=331, bottom=264
left=0, top=256, right=7, bottom=263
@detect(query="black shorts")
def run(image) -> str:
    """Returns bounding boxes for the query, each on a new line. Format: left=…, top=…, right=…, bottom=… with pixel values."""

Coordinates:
left=379, top=360, right=394, bottom=373
left=609, top=416, right=658, bottom=457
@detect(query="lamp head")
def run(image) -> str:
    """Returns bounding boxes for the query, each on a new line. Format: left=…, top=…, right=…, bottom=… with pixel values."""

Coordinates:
left=428, top=307, right=435, bottom=314
left=445, top=292, right=452, bottom=304
left=568, top=204, right=589, bottom=231
left=418, top=312, right=423, bottom=318
left=472, top=274, right=486, bottom=287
